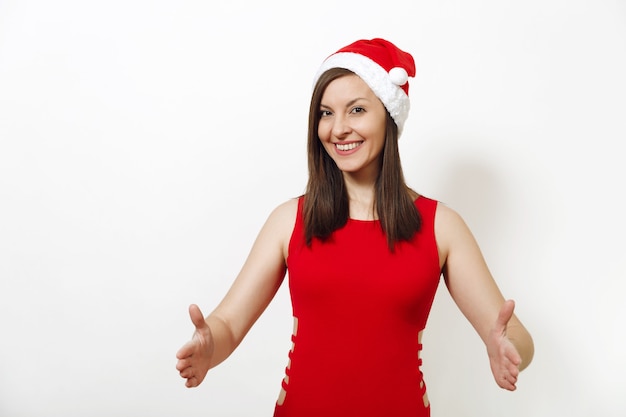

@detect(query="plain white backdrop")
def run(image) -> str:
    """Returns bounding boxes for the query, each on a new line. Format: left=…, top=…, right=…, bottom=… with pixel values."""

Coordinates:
left=1, top=0, right=625, bottom=416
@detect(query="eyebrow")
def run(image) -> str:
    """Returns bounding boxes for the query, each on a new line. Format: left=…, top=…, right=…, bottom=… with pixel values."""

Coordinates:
left=320, top=97, right=369, bottom=109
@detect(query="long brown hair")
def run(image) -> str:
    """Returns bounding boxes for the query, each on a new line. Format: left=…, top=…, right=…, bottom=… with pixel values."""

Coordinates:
left=303, top=68, right=421, bottom=251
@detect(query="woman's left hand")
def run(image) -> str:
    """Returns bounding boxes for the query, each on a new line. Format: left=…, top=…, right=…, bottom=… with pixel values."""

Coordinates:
left=487, top=299, right=523, bottom=391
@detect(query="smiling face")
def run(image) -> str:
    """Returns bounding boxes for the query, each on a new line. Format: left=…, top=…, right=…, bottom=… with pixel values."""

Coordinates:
left=317, top=74, right=387, bottom=181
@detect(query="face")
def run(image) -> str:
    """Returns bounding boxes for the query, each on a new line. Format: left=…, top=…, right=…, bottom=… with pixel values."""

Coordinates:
left=317, top=74, right=387, bottom=179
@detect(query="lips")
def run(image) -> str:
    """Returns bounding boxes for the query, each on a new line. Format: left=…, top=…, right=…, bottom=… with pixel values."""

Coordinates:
left=335, top=142, right=362, bottom=151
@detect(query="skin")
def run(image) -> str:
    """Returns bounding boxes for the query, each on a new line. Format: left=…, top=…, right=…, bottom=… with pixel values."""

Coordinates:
left=176, top=74, right=534, bottom=392
left=317, top=74, right=387, bottom=218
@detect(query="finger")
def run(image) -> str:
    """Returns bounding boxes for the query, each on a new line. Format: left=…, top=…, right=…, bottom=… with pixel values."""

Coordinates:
left=503, top=336, right=522, bottom=367
left=496, top=299, right=516, bottom=331
left=175, top=357, right=191, bottom=372
left=507, top=361, right=521, bottom=377
left=507, top=354, right=522, bottom=371
left=189, top=304, right=208, bottom=330
left=505, top=380, right=517, bottom=391
left=504, top=343, right=522, bottom=366
left=507, top=376, right=517, bottom=391
left=179, top=366, right=194, bottom=379
left=498, top=374, right=517, bottom=391
left=186, top=376, right=199, bottom=388
left=176, top=340, right=194, bottom=360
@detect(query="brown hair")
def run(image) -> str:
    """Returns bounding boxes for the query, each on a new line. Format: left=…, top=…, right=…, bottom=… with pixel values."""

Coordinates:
left=303, top=68, right=421, bottom=251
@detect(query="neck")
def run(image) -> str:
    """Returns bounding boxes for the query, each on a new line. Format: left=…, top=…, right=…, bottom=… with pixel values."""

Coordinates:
left=344, top=181, right=377, bottom=220
left=341, top=163, right=380, bottom=220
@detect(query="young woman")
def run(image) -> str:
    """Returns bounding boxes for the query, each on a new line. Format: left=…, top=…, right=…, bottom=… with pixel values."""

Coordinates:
left=175, top=38, right=534, bottom=417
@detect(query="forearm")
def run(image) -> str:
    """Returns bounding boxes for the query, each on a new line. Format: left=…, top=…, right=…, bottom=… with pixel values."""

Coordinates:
left=206, top=314, right=239, bottom=369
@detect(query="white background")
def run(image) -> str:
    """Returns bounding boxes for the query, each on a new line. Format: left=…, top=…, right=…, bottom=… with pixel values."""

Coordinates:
left=1, top=0, right=625, bottom=416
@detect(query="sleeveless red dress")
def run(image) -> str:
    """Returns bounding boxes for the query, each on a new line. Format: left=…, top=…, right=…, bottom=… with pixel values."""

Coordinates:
left=273, top=196, right=441, bottom=417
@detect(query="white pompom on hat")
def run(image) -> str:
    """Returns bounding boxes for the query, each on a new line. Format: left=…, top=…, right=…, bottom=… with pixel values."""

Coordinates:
left=313, top=38, right=416, bottom=136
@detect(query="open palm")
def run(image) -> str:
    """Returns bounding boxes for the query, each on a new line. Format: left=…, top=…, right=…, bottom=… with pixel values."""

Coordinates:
left=175, top=304, right=214, bottom=388
left=487, top=300, right=523, bottom=391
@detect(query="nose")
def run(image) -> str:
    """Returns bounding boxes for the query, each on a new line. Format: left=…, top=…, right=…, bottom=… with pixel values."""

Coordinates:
left=332, top=115, right=352, bottom=138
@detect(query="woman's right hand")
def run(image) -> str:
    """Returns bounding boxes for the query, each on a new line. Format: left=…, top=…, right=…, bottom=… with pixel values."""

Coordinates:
left=175, top=304, right=214, bottom=388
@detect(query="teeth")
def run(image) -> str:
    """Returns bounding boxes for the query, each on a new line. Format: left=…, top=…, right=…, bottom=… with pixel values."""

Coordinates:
left=336, top=142, right=361, bottom=151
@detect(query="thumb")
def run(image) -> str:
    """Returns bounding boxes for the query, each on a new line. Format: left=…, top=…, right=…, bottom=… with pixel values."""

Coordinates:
left=188, top=304, right=208, bottom=331
left=496, top=299, right=515, bottom=331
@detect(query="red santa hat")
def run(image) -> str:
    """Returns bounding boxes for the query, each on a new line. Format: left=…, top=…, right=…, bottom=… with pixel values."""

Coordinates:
left=313, top=38, right=416, bottom=136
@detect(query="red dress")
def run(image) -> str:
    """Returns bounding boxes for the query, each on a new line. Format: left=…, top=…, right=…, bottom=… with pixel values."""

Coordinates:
left=273, top=196, right=441, bottom=417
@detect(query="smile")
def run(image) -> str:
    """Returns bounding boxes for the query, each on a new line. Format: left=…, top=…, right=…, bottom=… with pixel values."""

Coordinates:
left=335, top=142, right=362, bottom=151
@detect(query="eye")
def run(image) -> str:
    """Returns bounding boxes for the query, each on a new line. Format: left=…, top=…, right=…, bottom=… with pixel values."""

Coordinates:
left=319, top=109, right=333, bottom=118
left=350, top=106, right=365, bottom=114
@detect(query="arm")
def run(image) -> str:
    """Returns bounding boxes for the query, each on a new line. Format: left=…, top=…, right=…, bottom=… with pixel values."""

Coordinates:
left=435, top=203, right=534, bottom=390
left=176, top=198, right=298, bottom=388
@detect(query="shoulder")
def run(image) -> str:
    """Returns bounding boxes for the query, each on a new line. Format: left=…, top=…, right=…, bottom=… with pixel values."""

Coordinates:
left=433, top=200, right=464, bottom=225
left=433, top=201, right=474, bottom=255
left=266, top=198, right=300, bottom=259
left=250, top=198, right=300, bottom=262
left=263, top=197, right=299, bottom=237
left=268, top=197, right=299, bottom=221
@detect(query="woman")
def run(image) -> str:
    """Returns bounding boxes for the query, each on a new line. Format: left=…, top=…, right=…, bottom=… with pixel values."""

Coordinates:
left=175, top=38, right=534, bottom=416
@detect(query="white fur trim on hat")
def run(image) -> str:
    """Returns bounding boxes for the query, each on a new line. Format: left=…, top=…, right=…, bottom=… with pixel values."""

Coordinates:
left=313, top=52, right=411, bottom=136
